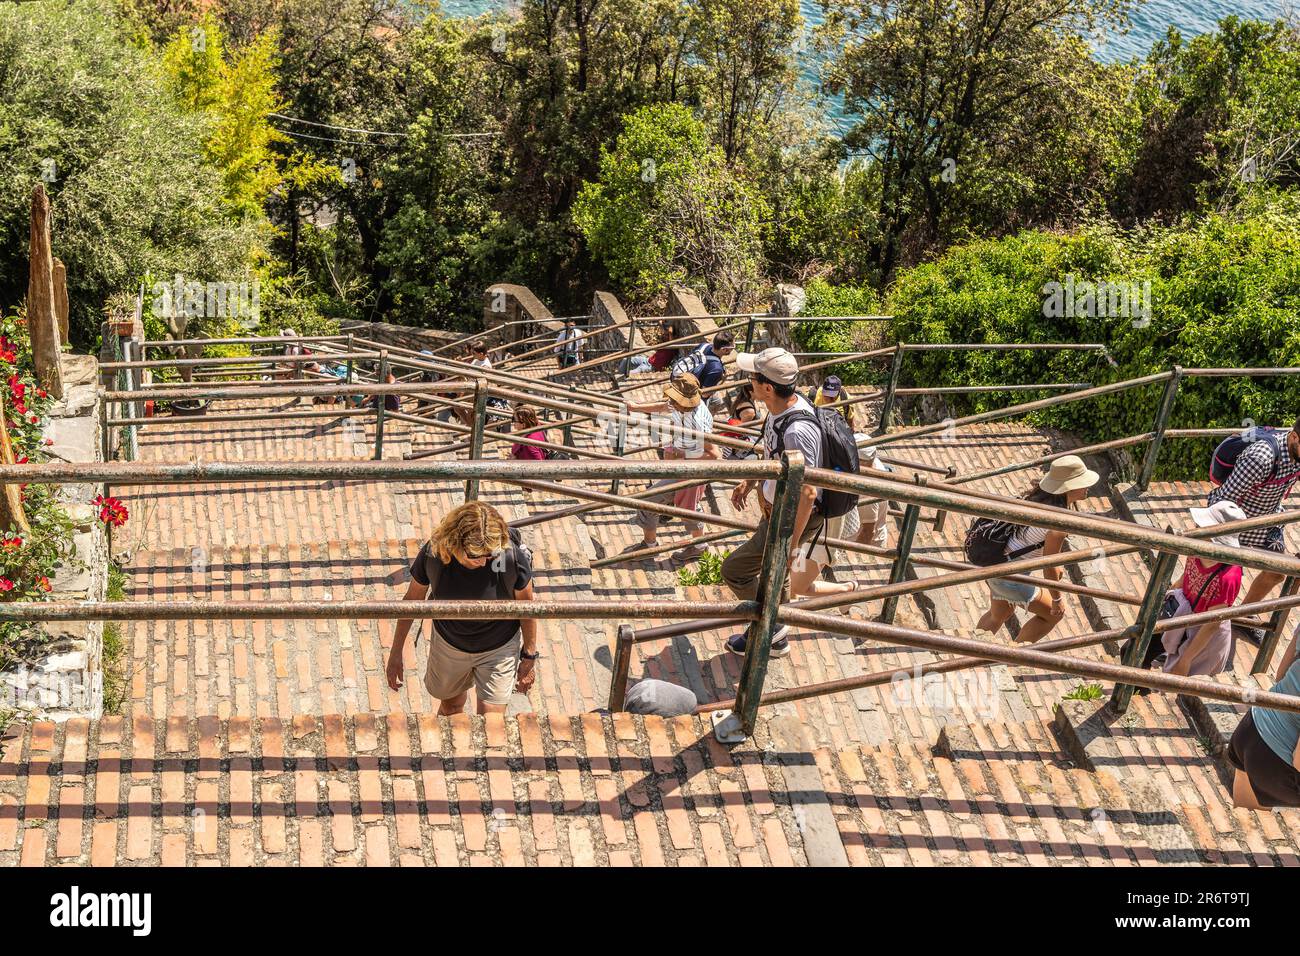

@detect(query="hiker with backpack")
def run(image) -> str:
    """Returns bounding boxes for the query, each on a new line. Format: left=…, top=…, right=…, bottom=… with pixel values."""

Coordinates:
left=623, top=373, right=717, bottom=565
left=385, top=502, right=538, bottom=715
left=722, top=348, right=861, bottom=657
left=1206, top=422, right=1300, bottom=645
left=970, top=455, right=1099, bottom=644
left=669, top=331, right=734, bottom=415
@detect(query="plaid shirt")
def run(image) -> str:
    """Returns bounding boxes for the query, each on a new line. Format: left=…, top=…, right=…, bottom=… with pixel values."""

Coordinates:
left=1208, top=436, right=1300, bottom=548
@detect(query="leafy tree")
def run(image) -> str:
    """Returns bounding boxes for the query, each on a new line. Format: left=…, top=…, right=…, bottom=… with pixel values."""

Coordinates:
left=160, top=17, right=291, bottom=221
left=1117, top=17, right=1300, bottom=221
left=821, top=0, right=1135, bottom=283
left=573, top=103, right=768, bottom=309
left=0, top=0, right=256, bottom=344
left=687, top=0, right=803, bottom=165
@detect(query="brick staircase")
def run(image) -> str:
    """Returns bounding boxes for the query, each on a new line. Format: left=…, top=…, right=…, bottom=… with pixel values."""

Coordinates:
left=5, top=378, right=1298, bottom=866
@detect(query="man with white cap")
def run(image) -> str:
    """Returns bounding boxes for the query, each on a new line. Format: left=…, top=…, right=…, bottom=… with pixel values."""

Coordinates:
left=722, top=347, right=824, bottom=658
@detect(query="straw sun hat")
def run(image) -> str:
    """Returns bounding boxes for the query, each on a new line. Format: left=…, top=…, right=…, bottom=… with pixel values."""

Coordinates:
left=1038, top=455, right=1100, bottom=495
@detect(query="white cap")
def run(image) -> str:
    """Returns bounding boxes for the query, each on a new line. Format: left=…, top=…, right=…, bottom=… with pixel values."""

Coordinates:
left=735, top=348, right=799, bottom=386
left=1189, top=500, right=1248, bottom=548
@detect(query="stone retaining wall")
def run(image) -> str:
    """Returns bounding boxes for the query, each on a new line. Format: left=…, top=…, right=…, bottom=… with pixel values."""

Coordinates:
left=1, top=355, right=107, bottom=721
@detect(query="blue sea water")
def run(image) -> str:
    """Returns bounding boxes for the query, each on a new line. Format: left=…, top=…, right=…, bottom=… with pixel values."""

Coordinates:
left=440, top=0, right=1291, bottom=131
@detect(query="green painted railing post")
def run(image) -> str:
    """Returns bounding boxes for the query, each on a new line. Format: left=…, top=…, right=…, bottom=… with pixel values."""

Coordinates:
left=1253, top=575, right=1299, bottom=674
left=734, top=450, right=805, bottom=736
left=98, top=387, right=110, bottom=462
left=620, top=317, right=638, bottom=384
left=608, top=624, right=634, bottom=711
left=345, top=334, right=355, bottom=384
left=743, top=314, right=757, bottom=353
left=609, top=413, right=626, bottom=494
left=463, top=378, right=488, bottom=501
left=1137, top=367, right=1182, bottom=491
left=1110, top=545, right=1179, bottom=713
left=372, top=350, right=388, bottom=460
left=877, top=342, right=905, bottom=435
left=880, top=500, right=922, bottom=625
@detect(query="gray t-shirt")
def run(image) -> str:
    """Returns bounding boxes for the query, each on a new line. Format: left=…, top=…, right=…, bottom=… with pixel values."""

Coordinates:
left=761, top=396, right=822, bottom=503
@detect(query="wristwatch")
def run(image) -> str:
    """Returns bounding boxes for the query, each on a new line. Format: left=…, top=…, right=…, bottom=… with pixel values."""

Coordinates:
left=519, top=649, right=541, bottom=661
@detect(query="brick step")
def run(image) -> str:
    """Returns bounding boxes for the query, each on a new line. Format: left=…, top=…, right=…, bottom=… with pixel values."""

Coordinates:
left=0, top=711, right=817, bottom=868
left=1057, top=692, right=1300, bottom=866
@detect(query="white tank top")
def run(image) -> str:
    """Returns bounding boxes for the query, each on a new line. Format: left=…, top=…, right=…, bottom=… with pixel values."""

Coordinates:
left=1006, top=525, right=1049, bottom=558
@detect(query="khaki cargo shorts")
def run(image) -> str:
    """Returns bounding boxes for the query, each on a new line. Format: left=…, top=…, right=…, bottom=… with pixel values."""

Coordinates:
left=424, top=631, right=521, bottom=706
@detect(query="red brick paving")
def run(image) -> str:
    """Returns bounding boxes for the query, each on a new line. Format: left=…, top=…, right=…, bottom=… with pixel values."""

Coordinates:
left=6, top=363, right=1289, bottom=865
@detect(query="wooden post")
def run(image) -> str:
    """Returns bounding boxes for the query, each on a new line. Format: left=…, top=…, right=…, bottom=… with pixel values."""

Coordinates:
left=373, top=350, right=389, bottom=460
left=27, top=184, right=64, bottom=399
left=877, top=342, right=905, bottom=435
left=608, top=624, right=634, bottom=711
left=0, top=391, right=31, bottom=534
left=879, top=501, right=921, bottom=625
left=1252, top=575, right=1299, bottom=675
left=463, top=379, right=489, bottom=502
left=52, top=258, right=70, bottom=345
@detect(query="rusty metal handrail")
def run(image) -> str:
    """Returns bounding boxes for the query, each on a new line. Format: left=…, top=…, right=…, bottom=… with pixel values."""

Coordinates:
left=702, top=590, right=1300, bottom=714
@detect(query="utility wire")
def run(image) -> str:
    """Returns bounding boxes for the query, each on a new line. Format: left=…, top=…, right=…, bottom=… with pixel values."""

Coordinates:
left=270, top=112, right=502, bottom=140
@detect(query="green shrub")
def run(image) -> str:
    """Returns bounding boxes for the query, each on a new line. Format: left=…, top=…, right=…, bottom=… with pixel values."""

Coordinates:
left=883, top=203, right=1300, bottom=478
left=789, top=279, right=886, bottom=387
left=678, top=550, right=730, bottom=587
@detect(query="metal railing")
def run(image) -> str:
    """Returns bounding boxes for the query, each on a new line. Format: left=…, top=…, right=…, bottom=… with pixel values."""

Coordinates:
left=83, top=332, right=1300, bottom=739
left=13, top=449, right=1300, bottom=737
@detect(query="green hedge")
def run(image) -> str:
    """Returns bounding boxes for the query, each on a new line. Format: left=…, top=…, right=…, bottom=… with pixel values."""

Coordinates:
left=881, top=201, right=1300, bottom=479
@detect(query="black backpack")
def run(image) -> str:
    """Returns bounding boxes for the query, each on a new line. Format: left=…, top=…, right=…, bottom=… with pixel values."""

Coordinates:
left=769, top=406, right=861, bottom=518
left=1210, top=427, right=1284, bottom=487
left=964, top=518, right=1039, bottom=567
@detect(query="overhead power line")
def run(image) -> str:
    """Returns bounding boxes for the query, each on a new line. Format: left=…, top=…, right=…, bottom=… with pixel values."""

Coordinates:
left=270, top=112, right=502, bottom=141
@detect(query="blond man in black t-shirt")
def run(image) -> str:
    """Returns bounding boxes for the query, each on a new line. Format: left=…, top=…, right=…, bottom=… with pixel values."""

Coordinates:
left=386, top=502, right=538, bottom=715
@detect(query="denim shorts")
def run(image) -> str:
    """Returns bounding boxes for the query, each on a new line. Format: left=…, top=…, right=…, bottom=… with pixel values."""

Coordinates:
left=988, top=576, right=1039, bottom=606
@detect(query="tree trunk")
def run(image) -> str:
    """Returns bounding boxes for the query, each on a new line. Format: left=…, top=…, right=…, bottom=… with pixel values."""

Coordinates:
left=52, top=257, right=69, bottom=346
left=0, top=391, right=31, bottom=535
left=27, top=184, right=64, bottom=400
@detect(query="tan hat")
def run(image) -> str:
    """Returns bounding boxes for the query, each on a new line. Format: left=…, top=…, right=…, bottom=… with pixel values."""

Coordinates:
left=736, top=347, right=799, bottom=386
left=663, top=372, right=702, bottom=409
left=1038, top=455, right=1100, bottom=495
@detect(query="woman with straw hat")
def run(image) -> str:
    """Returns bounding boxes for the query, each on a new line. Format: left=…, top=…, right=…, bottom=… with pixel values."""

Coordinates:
left=975, top=454, right=1099, bottom=644
left=624, top=373, right=716, bottom=564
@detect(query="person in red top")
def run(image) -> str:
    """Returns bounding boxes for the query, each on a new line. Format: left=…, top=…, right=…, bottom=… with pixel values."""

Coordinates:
left=1160, top=501, right=1248, bottom=677
left=647, top=321, right=682, bottom=371
left=509, top=405, right=548, bottom=461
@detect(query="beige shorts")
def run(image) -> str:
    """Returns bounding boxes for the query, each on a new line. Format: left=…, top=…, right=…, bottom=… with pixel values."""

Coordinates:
left=423, top=631, right=521, bottom=706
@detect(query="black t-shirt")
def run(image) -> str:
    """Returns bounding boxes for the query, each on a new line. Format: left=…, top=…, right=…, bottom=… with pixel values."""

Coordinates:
left=409, top=542, right=533, bottom=653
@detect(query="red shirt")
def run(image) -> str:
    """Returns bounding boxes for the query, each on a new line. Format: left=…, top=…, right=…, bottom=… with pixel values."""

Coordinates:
left=510, top=430, right=547, bottom=461
left=1180, top=557, right=1242, bottom=613
left=649, top=348, right=678, bottom=371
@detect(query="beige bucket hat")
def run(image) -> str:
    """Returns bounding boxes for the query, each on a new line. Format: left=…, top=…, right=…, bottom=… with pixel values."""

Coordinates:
left=1038, top=455, right=1100, bottom=495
